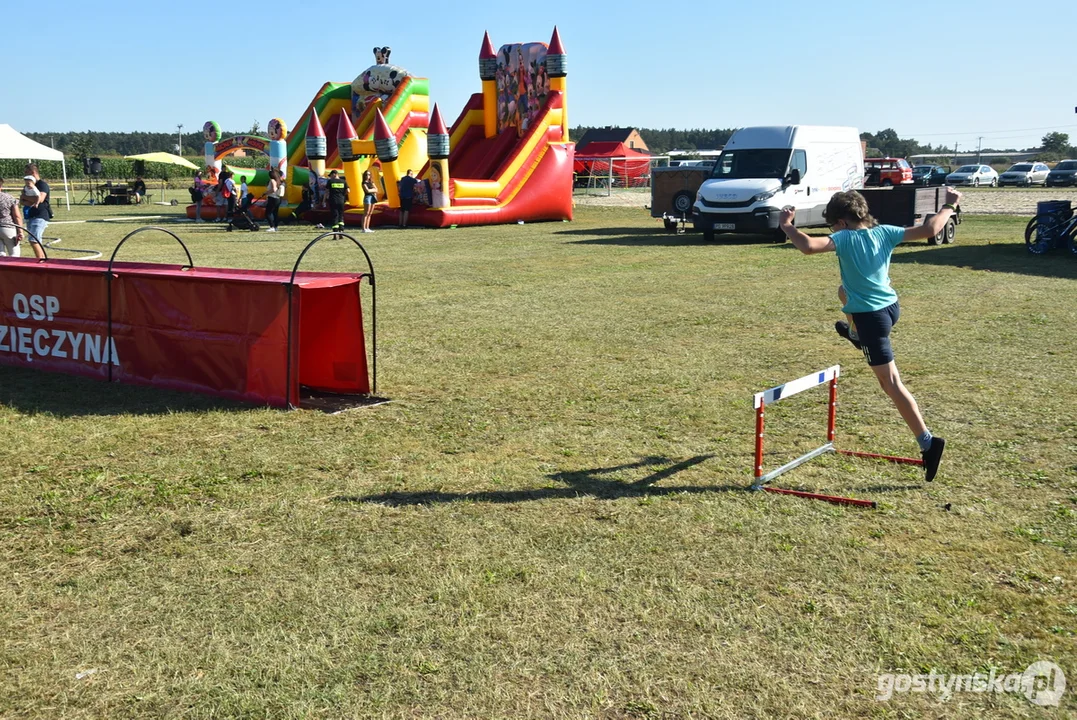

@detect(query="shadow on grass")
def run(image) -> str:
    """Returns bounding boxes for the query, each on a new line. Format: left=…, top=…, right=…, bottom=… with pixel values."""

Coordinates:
left=557, top=227, right=785, bottom=247
left=333, top=454, right=748, bottom=506
left=0, top=367, right=251, bottom=417
left=892, top=242, right=1077, bottom=280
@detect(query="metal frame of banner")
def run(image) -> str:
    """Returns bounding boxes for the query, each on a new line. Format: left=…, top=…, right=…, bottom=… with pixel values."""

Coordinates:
left=106, top=227, right=195, bottom=383
left=286, top=231, right=377, bottom=408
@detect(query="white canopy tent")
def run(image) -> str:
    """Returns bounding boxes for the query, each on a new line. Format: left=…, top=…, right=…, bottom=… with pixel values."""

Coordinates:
left=0, top=124, right=70, bottom=210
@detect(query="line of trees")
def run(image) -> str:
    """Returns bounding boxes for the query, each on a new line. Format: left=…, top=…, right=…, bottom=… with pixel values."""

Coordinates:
left=572, top=126, right=1074, bottom=161
left=21, top=131, right=235, bottom=158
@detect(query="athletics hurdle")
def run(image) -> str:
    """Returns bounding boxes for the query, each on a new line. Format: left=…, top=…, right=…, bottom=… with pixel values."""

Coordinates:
left=752, top=365, right=923, bottom=508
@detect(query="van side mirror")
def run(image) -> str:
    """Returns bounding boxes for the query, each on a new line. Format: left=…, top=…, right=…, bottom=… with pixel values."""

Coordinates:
left=786, top=169, right=801, bottom=185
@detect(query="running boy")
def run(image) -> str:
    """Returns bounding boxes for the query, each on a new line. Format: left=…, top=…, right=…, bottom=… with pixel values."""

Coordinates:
left=778, top=187, right=961, bottom=481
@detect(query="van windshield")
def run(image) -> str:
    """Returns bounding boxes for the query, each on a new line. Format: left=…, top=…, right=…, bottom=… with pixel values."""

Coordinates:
left=710, top=149, right=791, bottom=179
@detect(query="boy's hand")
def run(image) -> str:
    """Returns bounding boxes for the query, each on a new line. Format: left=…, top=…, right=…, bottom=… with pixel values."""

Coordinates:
left=779, top=207, right=796, bottom=227
left=944, top=187, right=962, bottom=206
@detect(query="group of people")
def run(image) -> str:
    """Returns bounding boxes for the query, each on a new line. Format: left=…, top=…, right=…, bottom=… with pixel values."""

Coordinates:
left=190, top=167, right=286, bottom=231
left=183, top=163, right=437, bottom=234
left=0, top=164, right=51, bottom=259
left=342, top=167, right=421, bottom=233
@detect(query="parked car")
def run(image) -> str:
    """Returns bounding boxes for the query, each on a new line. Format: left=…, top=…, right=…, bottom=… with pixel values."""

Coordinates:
left=998, top=162, right=1050, bottom=186
left=864, top=157, right=913, bottom=186
left=911, top=165, right=951, bottom=186
left=946, top=164, right=998, bottom=187
left=1046, top=159, right=1077, bottom=187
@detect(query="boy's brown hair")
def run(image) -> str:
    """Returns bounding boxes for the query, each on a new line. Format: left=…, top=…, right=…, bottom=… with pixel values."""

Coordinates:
left=824, top=190, right=877, bottom=228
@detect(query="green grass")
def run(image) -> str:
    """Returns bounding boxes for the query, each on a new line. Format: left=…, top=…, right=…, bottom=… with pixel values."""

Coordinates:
left=1, top=204, right=1075, bottom=718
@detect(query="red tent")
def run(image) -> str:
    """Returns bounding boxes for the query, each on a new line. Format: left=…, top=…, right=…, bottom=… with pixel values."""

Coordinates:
left=574, top=141, right=653, bottom=186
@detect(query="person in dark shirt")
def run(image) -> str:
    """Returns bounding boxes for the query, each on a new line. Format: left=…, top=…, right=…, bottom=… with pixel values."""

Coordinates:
left=326, top=169, right=349, bottom=233
left=132, top=176, right=147, bottom=204
left=397, top=169, right=419, bottom=228
left=23, top=164, right=49, bottom=259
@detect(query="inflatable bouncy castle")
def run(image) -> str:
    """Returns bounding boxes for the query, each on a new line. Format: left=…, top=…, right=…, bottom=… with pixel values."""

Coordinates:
left=188, top=28, right=574, bottom=229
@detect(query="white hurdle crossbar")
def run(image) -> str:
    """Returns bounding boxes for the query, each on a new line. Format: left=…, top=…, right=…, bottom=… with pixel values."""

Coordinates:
left=753, top=365, right=840, bottom=489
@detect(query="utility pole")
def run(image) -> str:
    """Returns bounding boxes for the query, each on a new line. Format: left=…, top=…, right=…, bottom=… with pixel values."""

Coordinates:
left=177, top=123, right=184, bottom=156
left=976, top=136, right=983, bottom=164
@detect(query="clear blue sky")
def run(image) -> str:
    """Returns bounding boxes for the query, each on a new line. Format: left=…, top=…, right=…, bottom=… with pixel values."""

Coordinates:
left=9, top=0, right=1075, bottom=151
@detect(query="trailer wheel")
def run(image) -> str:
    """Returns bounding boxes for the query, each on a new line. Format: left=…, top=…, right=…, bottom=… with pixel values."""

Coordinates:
left=671, top=191, right=694, bottom=215
left=943, top=218, right=957, bottom=244
left=925, top=213, right=941, bottom=245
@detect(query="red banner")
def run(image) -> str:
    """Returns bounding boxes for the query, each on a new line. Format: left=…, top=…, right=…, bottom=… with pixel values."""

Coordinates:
left=0, top=259, right=370, bottom=407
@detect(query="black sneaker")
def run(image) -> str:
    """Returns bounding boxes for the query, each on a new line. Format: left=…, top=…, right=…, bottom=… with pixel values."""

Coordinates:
left=922, top=436, right=945, bottom=482
left=835, top=321, right=862, bottom=350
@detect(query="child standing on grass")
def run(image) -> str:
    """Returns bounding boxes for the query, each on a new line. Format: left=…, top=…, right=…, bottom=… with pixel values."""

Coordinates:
left=778, top=188, right=961, bottom=481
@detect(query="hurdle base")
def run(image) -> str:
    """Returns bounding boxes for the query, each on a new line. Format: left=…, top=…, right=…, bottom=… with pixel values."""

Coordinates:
left=763, top=486, right=877, bottom=509
left=837, top=449, right=923, bottom=466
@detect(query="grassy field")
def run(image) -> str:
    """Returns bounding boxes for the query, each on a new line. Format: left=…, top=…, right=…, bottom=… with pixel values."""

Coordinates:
left=1, top=202, right=1075, bottom=719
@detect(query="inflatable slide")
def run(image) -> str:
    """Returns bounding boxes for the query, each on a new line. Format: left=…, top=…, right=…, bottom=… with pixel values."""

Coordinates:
left=188, top=29, right=573, bottom=229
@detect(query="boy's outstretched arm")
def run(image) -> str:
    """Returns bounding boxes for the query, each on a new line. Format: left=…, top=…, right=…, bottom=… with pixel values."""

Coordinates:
left=779, top=208, right=835, bottom=255
left=903, top=187, right=962, bottom=242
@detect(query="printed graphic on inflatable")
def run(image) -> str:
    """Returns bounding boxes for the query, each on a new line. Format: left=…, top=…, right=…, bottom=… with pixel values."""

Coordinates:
left=351, top=46, right=411, bottom=124
left=203, top=120, right=222, bottom=179
left=268, top=118, right=288, bottom=177
left=428, top=164, right=447, bottom=208
left=496, top=42, right=549, bottom=137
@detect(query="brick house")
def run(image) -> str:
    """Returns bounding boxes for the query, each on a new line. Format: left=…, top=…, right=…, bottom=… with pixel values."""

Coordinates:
left=576, top=127, right=649, bottom=153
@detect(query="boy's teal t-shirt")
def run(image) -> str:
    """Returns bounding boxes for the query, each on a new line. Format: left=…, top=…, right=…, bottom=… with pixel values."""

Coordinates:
left=831, top=224, right=905, bottom=313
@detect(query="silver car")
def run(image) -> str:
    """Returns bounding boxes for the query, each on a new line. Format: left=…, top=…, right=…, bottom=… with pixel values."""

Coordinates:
left=998, top=162, right=1050, bottom=187
left=946, top=164, right=999, bottom=187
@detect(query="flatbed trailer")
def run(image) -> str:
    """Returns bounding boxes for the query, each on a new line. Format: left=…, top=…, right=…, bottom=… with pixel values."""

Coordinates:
left=859, top=186, right=961, bottom=245
left=650, top=166, right=711, bottom=231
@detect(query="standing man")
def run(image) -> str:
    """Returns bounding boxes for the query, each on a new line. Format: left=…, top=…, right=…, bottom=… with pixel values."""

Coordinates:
left=0, top=177, right=25, bottom=257
left=23, top=164, right=49, bottom=259
left=397, top=168, right=418, bottom=228
left=326, top=169, right=349, bottom=235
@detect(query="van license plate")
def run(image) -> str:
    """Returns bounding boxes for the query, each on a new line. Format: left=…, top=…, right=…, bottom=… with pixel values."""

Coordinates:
left=714, top=223, right=736, bottom=230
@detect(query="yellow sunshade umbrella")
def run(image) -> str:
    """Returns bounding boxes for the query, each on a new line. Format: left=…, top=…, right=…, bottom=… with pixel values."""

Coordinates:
left=124, top=152, right=200, bottom=204
left=123, top=151, right=199, bottom=169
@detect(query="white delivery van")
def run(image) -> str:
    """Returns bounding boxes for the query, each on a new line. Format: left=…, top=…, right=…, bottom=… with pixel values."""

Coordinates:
left=692, top=125, right=864, bottom=240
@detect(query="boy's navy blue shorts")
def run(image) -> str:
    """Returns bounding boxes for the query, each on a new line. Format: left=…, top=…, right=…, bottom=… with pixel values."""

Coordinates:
left=851, top=301, right=900, bottom=366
